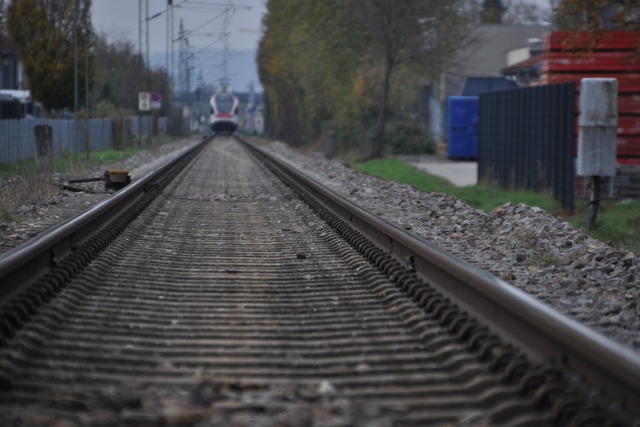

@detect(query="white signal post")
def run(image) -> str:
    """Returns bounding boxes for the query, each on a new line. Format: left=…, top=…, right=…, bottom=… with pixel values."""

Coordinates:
left=577, top=78, right=618, bottom=226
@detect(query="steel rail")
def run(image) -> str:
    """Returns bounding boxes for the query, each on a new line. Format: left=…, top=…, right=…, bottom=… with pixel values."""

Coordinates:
left=0, top=138, right=209, bottom=307
left=240, top=137, right=640, bottom=417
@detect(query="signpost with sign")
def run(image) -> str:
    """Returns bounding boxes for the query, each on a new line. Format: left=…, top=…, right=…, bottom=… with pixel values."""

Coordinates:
left=138, top=91, right=162, bottom=144
left=151, top=92, right=161, bottom=110
left=138, top=92, right=151, bottom=111
left=137, top=92, right=151, bottom=146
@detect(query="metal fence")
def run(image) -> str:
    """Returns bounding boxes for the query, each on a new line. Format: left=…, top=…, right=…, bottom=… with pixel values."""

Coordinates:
left=0, top=116, right=167, bottom=165
left=478, top=82, right=576, bottom=213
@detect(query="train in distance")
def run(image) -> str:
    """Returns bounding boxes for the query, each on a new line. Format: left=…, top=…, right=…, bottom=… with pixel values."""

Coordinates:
left=209, top=84, right=239, bottom=135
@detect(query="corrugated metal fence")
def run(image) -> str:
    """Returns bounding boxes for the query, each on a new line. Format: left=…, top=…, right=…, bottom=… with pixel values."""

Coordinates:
left=478, top=82, right=576, bottom=213
left=0, top=116, right=167, bottom=165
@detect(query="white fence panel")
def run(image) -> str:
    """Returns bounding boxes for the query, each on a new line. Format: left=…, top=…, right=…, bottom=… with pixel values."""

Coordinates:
left=0, top=117, right=158, bottom=164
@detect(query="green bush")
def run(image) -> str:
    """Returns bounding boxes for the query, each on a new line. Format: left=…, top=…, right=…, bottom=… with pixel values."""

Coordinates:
left=385, top=123, right=435, bottom=155
left=94, top=100, right=119, bottom=118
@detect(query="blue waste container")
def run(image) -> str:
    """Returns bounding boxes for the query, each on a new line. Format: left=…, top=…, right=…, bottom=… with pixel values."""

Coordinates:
left=447, top=96, right=479, bottom=159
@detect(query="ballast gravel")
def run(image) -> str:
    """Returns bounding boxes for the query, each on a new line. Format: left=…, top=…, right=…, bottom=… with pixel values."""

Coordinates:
left=1, top=137, right=638, bottom=354
left=264, top=140, right=640, bottom=354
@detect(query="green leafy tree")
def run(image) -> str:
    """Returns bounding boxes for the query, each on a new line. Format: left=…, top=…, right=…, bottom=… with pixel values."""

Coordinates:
left=257, top=2, right=303, bottom=143
left=349, top=0, right=472, bottom=158
left=258, top=0, right=472, bottom=158
left=93, top=31, right=170, bottom=115
left=93, top=33, right=143, bottom=113
left=7, top=0, right=94, bottom=112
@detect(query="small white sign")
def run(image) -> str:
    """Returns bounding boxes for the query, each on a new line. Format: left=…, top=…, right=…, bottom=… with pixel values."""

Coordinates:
left=138, top=92, right=151, bottom=111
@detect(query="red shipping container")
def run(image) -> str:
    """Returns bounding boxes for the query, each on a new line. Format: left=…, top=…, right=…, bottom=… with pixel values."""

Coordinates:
left=542, top=31, right=640, bottom=166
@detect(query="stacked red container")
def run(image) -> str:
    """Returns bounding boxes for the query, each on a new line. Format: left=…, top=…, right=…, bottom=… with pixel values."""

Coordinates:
left=541, top=31, right=640, bottom=166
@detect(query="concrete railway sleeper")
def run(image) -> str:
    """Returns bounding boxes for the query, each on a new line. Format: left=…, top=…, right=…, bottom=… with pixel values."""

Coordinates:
left=0, top=138, right=209, bottom=345
left=0, top=136, right=637, bottom=426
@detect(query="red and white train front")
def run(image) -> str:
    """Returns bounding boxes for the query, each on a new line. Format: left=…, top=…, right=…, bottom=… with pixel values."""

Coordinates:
left=209, top=92, right=239, bottom=134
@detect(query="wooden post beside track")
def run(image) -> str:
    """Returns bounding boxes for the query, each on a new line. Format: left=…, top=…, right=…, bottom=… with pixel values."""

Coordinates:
left=34, top=124, right=54, bottom=176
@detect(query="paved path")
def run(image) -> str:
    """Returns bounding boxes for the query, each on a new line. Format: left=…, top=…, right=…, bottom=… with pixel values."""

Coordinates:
left=403, top=155, right=478, bottom=187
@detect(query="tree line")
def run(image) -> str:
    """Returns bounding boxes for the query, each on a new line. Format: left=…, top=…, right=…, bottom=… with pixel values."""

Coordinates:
left=257, top=0, right=640, bottom=159
left=2, top=0, right=638, bottom=140
left=257, top=0, right=474, bottom=158
left=2, top=0, right=169, bottom=118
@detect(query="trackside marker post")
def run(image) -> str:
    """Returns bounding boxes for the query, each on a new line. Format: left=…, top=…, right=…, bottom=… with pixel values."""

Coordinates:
left=577, top=78, right=618, bottom=226
left=34, top=125, right=54, bottom=175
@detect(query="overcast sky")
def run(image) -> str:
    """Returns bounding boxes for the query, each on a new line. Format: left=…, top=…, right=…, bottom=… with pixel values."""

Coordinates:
left=92, top=0, right=266, bottom=52
left=92, top=0, right=266, bottom=91
left=91, top=0, right=556, bottom=55
left=90, top=0, right=552, bottom=91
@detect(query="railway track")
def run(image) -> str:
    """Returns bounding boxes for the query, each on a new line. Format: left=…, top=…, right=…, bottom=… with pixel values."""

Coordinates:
left=0, top=136, right=638, bottom=426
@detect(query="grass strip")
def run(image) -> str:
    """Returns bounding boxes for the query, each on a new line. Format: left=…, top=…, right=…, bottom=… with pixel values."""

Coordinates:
left=353, top=158, right=639, bottom=253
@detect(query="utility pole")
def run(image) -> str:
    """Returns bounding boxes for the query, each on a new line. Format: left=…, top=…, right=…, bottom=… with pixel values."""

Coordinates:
left=1, top=2, right=5, bottom=119
left=73, top=0, right=79, bottom=114
left=178, top=20, right=194, bottom=103
left=166, top=0, right=173, bottom=84
left=145, top=0, right=150, bottom=87
left=83, top=1, right=90, bottom=157
left=178, top=19, right=189, bottom=135
left=73, top=0, right=79, bottom=154
left=84, top=1, right=89, bottom=116
left=138, top=0, right=142, bottom=63
left=166, top=0, right=174, bottom=134
left=138, top=0, right=148, bottom=145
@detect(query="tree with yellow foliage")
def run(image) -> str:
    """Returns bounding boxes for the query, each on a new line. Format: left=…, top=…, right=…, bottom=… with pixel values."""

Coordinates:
left=258, top=0, right=473, bottom=157
left=7, top=0, right=94, bottom=112
left=555, top=0, right=640, bottom=52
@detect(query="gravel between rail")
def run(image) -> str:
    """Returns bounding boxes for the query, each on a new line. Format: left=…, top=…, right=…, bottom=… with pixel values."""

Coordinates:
left=1, top=136, right=638, bottom=354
